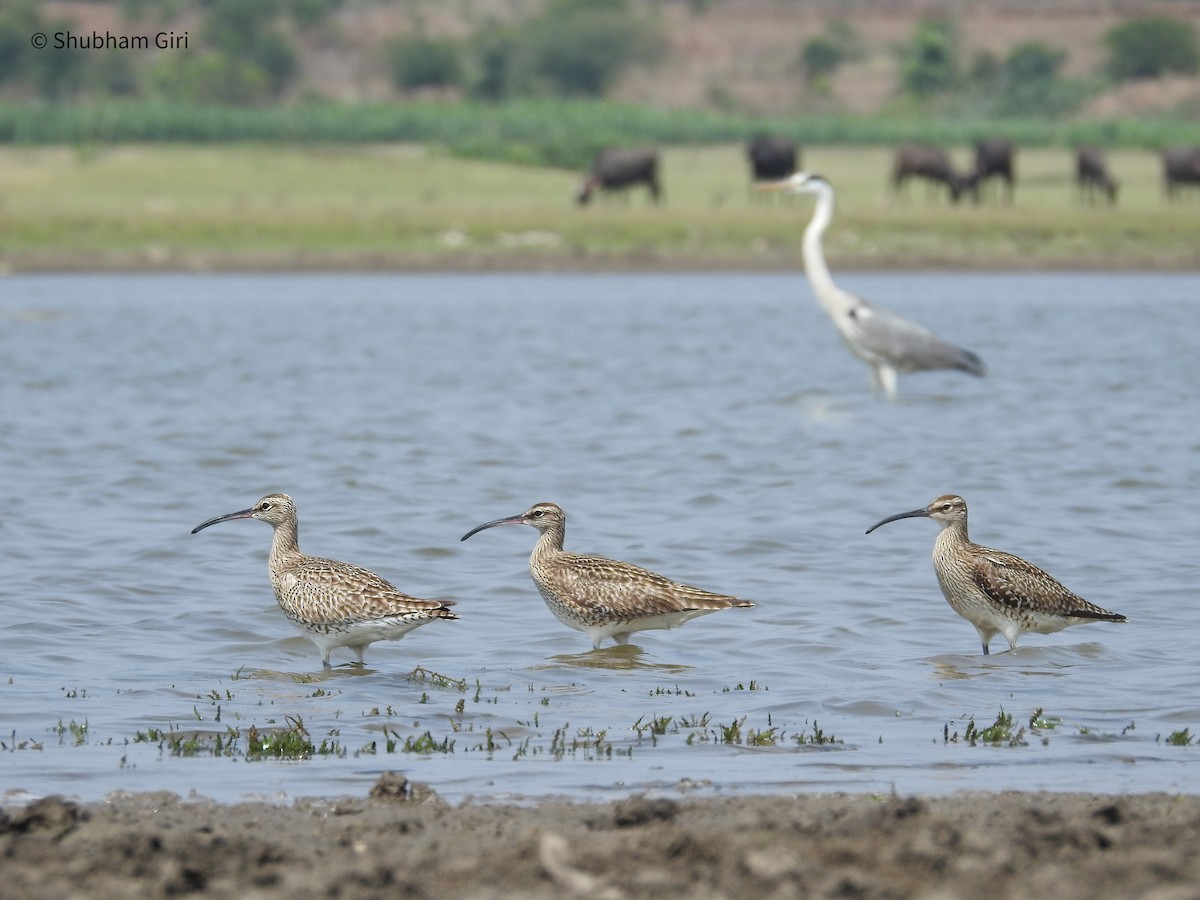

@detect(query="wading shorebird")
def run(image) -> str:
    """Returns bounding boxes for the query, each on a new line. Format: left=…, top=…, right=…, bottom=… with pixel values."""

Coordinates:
left=192, top=493, right=457, bottom=668
left=460, top=501, right=753, bottom=649
left=866, top=494, right=1126, bottom=655
left=757, top=172, right=985, bottom=400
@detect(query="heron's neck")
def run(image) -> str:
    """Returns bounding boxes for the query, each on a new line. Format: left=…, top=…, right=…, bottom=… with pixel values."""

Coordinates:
left=801, top=188, right=841, bottom=313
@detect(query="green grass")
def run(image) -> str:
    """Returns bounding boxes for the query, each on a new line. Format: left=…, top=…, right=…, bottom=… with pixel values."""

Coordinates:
left=0, top=142, right=1196, bottom=271
left=5, top=101, right=1200, bottom=166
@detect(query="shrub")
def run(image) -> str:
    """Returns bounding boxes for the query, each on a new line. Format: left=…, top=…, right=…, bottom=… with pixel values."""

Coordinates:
left=148, top=53, right=273, bottom=105
left=900, top=17, right=958, bottom=98
left=993, top=42, right=1088, bottom=116
left=506, top=0, right=661, bottom=97
left=1104, top=15, right=1199, bottom=81
left=467, top=27, right=517, bottom=101
left=386, top=36, right=464, bottom=91
left=248, top=32, right=299, bottom=96
left=801, top=36, right=845, bottom=82
left=287, top=0, right=343, bottom=30
left=800, top=20, right=864, bottom=84
left=1004, top=42, right=1066, bottom=83
left=0, top=12, right=32, bottom=86
left=202, top=0, right=297, bottom=97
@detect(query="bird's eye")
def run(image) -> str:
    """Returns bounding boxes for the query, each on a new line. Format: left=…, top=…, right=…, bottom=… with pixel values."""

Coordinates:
left=260, top=502, right=273, bottom=511
left=941, top=504, right=952, bottom=511
left=531, top=509, right=545, bottom=518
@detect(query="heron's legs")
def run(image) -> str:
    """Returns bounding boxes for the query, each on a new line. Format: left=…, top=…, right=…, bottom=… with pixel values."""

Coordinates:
left=878, top=365, right=898, bottom=401
left=869, top=365, right=883, bottom=396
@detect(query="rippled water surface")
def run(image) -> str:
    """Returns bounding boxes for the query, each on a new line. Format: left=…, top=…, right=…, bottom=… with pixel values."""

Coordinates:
left=1, top=271, right=1197, bottom=804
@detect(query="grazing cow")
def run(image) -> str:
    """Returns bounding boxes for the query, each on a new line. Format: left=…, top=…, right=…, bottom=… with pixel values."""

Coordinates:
left=892, top=143, right=970, bottom=203
left=576, top=148, right=661, bottom=205
left=747, top=134, right=800, bottom=183
left=1075, top=146, right=1118, bottom=205
left=1162, top=146, right=1200, bottom=201
left=971, top=138, right=1016, bottom=204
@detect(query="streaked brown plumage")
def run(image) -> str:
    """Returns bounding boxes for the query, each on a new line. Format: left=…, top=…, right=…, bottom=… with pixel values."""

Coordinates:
left=191, top=493, right=457, bottom=668
left=866, top=494, right=1126, bottom=655
left=460, top=502, right=752, bottom=649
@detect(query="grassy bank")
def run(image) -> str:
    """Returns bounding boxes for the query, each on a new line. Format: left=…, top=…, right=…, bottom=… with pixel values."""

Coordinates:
left=0, top=142, right=1196, bottom=272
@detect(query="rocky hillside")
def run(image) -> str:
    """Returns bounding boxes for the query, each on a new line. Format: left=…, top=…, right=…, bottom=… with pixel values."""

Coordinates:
left=33, top=0, right=1200, bottom=116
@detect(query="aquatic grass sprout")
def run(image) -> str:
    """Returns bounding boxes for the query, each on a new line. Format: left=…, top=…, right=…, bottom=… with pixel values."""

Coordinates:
left=1163, top=729, right=1193, bottom=747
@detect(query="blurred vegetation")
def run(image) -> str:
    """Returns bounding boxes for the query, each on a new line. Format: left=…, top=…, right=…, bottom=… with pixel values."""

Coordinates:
left=150, top=0, right=298, bottom=103
left=964, top=42, right=1097, bottom=118
left=0, top=2, right=1196, bottom=157
left=1, top=0, right=313, bottom=103
left=899, top=17, right=960, bottom=99
left=800, top=20, right=865, bottom=92
left=463, top=0, right=662, bottom=99
left=3, top=101, right=1200, bottom=169
left=0, top=2, right=90, bottom=99
left=386, top=36, right=464, bottom=91
left=1103, top=15, right=1199, bottom=81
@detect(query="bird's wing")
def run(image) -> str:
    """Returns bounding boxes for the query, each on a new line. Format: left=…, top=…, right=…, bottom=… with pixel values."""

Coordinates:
left=841, top=299, right=985, bottom=375
left=555, top=553, right=751, bottom=615
left=279, top=557, right=456, bottom=624
left=970, top=550, right=1120, bottom=620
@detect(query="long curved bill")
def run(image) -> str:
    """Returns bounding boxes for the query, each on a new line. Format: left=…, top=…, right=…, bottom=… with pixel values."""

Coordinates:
left=191, top=507, right=255, bottom=535
left=865, top=507, right=931, bottom=535
left=460, top=514, right=525, bottom=542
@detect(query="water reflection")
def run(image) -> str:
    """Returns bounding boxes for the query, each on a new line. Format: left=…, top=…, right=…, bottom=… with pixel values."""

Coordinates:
left=540, top=646, right=695, bottom=672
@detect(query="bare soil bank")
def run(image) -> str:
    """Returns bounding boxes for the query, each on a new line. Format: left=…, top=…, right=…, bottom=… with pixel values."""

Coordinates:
left=3, top=777, right=1198, bottom=899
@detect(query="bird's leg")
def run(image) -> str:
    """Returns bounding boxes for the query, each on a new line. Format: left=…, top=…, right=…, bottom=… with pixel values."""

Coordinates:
left=869, top=365, right=884, bottom=396
left=878, top=365, right=898, bottom=401
left=975, top=625, right=993, bottom=656
left=613, top=633, right=632, bottom=646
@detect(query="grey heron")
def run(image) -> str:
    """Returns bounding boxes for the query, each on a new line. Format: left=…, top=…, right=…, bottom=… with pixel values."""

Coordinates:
left=759, top=172, right=985, bottom=400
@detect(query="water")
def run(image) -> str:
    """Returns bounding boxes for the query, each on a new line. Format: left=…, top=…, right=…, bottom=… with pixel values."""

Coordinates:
left=1, top=271, right=1197, bottom=805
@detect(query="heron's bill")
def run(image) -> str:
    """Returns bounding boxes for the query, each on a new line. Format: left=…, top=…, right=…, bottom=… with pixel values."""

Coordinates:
left=754, top=181, right=789, bottom=193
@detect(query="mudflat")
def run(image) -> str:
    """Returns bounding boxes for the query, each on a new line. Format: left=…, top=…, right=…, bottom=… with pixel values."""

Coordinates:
left=3, top=777, right=1197, bottom=899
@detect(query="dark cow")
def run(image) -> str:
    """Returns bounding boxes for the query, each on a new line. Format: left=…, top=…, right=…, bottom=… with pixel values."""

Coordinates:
left=576, top=148, right=661, bottom=205
left=1162, top=146, right=1200, bottom=201
left=970, top=138, right=1016, bottom=204
left=747, top=134, right=800, bottom=182
left=1075, top=146, right=1118, bottom=205
left=892, top=143, right=971, bottom=203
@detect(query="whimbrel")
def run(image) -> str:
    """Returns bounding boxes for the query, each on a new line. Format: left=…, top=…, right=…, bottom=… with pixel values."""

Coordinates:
left=192, top=493, right=457, bottom=668
left=866, top=494, right=1126, bottom=655
left=460, top=502, right=752, bottom=649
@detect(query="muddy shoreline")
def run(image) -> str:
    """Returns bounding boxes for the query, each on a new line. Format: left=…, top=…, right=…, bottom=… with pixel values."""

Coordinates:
left=3, top=778, right=1197, bottom=898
